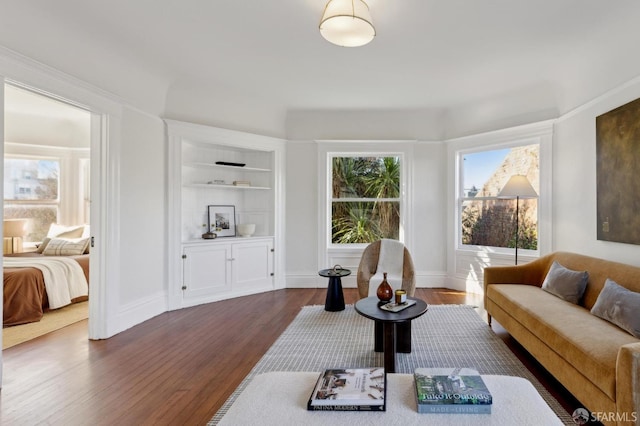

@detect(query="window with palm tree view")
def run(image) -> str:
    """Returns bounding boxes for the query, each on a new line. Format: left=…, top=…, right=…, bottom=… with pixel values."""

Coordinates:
left=460, top=144, right=539, bottom=250
left=331, top=156, right=401, bottom=244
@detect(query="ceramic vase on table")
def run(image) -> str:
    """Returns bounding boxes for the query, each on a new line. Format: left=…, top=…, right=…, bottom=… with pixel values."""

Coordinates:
left=376, top=272, right=393, bottom=302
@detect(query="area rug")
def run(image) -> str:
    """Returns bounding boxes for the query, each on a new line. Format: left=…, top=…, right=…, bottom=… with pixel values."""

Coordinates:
left=209, top=304, right=574, bottom=425
left=3, top=301, right=88, bottom=349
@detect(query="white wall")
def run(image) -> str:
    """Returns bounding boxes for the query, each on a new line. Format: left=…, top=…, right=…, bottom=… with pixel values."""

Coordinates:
left=5, top=112, right=89, bottom=148
left=553, top=76, right=640, bottom=266
left=117, top=109, right=166, bottom=307
left=0, top=48, right=169, bottom=339
left=284, top=141, right=319, bottom=285
left=286, top=109, right=445, bottom=141
left=284, top=111, right=449, bottom=289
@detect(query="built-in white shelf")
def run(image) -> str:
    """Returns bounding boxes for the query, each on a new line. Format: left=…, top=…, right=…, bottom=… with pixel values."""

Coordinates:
left=166, top=119, right=286, bottom=311
left=184, top=183, right=271, bottom=190
left=184, top=162, right=272, bottom=173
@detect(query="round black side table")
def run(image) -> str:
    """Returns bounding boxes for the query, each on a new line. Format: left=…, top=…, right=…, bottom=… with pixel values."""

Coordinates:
left=318, top=266, right=351, bottom=311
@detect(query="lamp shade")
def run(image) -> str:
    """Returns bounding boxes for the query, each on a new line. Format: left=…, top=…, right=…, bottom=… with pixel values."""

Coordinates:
left=497, top=175, right=538, bottom=199
left=4, top=219, right=28, bottom=237
left=320, top=0, right=375, bottom=47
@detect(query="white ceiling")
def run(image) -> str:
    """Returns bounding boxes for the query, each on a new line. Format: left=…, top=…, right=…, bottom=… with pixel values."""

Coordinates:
left=2, top=1, right=640, bottom=137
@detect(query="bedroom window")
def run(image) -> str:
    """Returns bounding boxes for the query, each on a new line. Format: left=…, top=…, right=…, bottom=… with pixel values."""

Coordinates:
left=330, top=155, right=401, bottom=244
left=458, top=144, right=539, bottom=251
left=4, top=158, right=60, bottom=242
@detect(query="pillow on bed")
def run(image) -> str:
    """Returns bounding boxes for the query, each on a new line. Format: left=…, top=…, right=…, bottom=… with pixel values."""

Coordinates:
left=36, top=237, right=52, bottom=253
left=42, top=237, right=90, bottom=256
left=39, top=224, right=89, bottom=253
left=47, top=224, right=85, bottom=239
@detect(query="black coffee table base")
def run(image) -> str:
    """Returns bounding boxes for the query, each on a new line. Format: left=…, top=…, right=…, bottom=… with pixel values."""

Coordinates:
left=374, top=320, right=411, bottom=353
left=354, top=296, right=428, bottom=373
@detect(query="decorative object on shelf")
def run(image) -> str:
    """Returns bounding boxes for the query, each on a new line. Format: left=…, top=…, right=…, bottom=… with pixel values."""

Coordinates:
left=237, top=223, right=255, bottom=237
left=233, top=180, right=251, bottom=187
left=3, top=218, right=28, bottom=254
left=215, top=161, right=245, bottom=167
left=201, top=231, right=217, bottom=239
left=319, top=0, right=375, bottom=47
left=207, top=205, right=236, bottom=237
left=376, top=271, right=393, bottom=302
left=497, top=175, right=538, bottom=265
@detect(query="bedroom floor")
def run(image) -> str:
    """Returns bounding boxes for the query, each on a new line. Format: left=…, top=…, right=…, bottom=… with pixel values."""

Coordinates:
left=2, top=301, right=88, bottom=349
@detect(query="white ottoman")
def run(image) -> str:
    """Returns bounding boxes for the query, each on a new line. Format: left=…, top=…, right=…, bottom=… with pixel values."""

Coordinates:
left=218, top=372, right=564, bottom=425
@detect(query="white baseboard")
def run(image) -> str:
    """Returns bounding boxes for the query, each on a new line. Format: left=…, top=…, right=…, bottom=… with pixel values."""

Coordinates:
left=445, top=274, right=484, bottom=294
left=108, top=291, right=168, bottom=337
left=285, top=271, right=450, bottom=289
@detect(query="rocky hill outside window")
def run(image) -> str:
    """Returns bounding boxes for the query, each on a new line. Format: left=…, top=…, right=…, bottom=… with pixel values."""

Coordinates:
left=460, top=144, right=539, bottom=250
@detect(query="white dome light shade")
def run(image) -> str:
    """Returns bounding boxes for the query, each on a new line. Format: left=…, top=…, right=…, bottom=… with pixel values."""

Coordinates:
left=320, top=0, right=375, bottom=47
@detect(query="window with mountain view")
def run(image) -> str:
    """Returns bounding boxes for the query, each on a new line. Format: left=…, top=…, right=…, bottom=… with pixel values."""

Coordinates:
left=331, top=156, right=401, bottom=244
left=460, top=144, right=539, bottom=250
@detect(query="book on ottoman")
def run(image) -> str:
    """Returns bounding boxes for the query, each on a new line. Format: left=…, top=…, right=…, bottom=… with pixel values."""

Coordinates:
left=414, top=367, right=492, bottom=414
left=307, top=368, right=386, bottom=411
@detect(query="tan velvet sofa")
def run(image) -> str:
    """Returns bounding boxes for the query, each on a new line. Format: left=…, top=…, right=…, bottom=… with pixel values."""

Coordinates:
left=484, top=251, right=640, bottom=426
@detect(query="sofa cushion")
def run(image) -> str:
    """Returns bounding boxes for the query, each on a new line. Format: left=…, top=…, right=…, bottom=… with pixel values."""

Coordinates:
left=487, top=284, right=639, bottom=400
left=541, top=261, right=588, bottom=304
left=591, top=279, right=640, bottom=338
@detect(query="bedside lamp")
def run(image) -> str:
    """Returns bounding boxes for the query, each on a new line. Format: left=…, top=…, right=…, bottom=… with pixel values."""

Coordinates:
left=4, top=219, right=28, bottom=254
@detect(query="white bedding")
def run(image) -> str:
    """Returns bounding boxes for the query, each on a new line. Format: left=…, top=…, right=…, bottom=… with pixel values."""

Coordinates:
left=3, top=256, right=88, bottom=309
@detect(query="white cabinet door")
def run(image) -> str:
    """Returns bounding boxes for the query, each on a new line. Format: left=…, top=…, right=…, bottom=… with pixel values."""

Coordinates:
left=232, top=239, right=274, bottom=292
left=182, top=244, right=232, bottom=300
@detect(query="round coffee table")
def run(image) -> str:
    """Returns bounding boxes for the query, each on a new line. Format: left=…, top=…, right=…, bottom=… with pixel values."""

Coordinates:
left=354, top=296, right=428, bottom=373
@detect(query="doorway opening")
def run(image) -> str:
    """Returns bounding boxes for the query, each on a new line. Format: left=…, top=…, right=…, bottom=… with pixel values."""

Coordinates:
left=3, top=83, right=92, bottom=348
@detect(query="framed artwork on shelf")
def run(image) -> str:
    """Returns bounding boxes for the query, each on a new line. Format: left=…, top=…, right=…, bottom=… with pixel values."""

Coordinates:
left=208, top=205, right=236, bottom=237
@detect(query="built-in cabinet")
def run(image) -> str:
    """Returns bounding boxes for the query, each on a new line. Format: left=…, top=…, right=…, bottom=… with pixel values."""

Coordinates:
left=182, top=238, right=274, bottom=302
left=166, top=120, right=285, bottom=309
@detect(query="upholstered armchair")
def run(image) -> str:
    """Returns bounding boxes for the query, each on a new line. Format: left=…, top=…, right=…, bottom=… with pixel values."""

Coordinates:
left=356, top=239, right=416, bottom=299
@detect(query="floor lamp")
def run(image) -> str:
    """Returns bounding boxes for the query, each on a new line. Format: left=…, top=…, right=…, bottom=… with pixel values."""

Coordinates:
left=497, top=175, right=538, bottom=265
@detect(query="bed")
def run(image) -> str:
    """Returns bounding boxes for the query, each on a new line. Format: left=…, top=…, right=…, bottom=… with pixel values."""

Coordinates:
left=3, top=252, right=90, bottom=327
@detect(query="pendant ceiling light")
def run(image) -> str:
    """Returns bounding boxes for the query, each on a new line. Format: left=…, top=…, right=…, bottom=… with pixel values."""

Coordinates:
left=319, top=0, right=376, bottom=47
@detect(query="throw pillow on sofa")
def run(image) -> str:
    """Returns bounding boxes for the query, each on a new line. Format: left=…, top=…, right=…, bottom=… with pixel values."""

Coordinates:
left=590, top=278, right=640, bottom=338
left=541, top=261, right=589, bottom=304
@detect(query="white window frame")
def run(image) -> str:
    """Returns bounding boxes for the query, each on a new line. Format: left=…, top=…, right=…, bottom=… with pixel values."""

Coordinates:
left=448, top=121, right=553, bottom=268
left=4, top=143, right=90, bottom=245
left=316, top=140, right=414, bottom=274
left=456, top=140, right=541, bottom=257
left=328, top=152, right=405, bottom=248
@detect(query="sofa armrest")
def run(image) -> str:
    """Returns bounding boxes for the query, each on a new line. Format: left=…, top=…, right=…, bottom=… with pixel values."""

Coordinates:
left=616, top=341, right=640, bottom=423
left=483, top=259, right=548, bottom=308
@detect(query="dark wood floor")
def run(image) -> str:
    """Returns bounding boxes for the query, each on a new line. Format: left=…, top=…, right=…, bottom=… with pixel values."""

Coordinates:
left=1, top=288, right=580, bottom=425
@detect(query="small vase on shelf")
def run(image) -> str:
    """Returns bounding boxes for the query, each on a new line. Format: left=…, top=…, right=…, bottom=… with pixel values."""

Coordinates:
left=376, top=272, right=393, bottom=302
